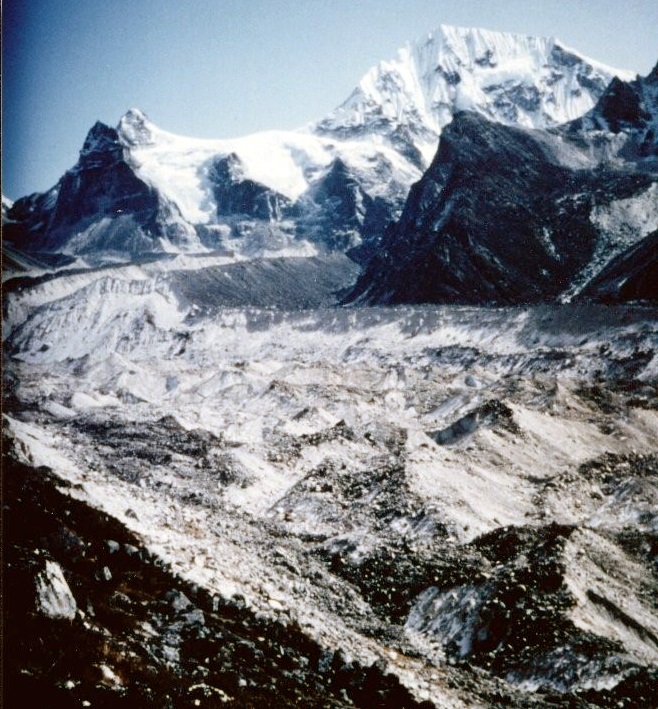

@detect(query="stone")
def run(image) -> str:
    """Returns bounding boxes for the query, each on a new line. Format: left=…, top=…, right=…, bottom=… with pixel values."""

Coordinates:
left=35, top=560, right=77, bottom=620
left=106, top=539, right=121, bottom=554
left=166, top=589, right=193, bottom=612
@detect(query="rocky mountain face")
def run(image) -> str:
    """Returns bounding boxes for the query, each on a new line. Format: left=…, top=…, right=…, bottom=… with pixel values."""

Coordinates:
left=3, top=109, right=416, bottom=266
left=5, top=121, right=201, bottom=260
left=4, top=26, right=628, bottom=266
left=576, top=230, right=658, bottom=303
left=347, top=65, right=658, bottom=305
left=566, top=62, right=658, bottom=161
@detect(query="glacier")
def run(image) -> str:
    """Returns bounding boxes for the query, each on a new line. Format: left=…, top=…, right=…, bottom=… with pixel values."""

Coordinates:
left=3, top=24, right=657, bottom=709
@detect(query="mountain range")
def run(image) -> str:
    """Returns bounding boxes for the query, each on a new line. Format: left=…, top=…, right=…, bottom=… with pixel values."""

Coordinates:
left=5, top=26, right=646, bottom=289
left=4, top=25, right=658, bottom=708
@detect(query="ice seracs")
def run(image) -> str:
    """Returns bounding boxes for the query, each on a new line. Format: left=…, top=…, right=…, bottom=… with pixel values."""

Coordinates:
left=5, top=298, right=658, bottom=704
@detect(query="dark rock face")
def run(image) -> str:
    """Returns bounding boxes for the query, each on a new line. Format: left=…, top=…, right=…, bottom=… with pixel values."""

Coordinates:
left=5, top=124, right=402, bottom=262
left=5, top=122, right=192, bottom=256
left=209, top=153, right=292, bottom=222
left=485, top=82, right=542, bottom=121
left=567, top=62, right=658, bottom=159
left=549, top=46, right=609, bottom=96
left=597, top=78, right=651, bottom=131
left=577, top=230, right=658, bottom=303
left=306, top=159, right=367, bottom=235
left=297, top=158, right=395, bottom=254
left=346, top=112, right=655, bottom=305
left=346, top=65, right=658, bottom=306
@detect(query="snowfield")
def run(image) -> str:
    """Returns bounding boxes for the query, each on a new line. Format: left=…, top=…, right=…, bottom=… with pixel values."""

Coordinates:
left=4, top=260, right=657, bottom=706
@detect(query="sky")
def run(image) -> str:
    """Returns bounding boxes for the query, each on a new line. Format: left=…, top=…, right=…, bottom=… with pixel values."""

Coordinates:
left=3, top=0, right=657, bottom=200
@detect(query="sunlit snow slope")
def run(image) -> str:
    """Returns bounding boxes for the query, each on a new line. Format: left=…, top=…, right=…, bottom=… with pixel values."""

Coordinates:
left=314, top=25, right=633, bottom=166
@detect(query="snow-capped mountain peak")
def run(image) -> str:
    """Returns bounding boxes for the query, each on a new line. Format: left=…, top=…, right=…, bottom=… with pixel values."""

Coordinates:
left=5, top=25, right=636, bottom=265
left=118, top=107, right=157, bottom=147
left=314, top=24, right=633, bottom=166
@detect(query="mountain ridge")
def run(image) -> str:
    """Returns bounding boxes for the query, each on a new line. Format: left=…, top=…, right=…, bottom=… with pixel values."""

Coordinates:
left=4, top=25, right=631, bottom=266
left=314, top=24, right=634, bottom=163
left=346, top=62, right=658, bottom=306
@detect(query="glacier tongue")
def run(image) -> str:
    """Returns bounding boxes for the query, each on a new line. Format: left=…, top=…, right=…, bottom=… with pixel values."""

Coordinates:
left=5, top=288, right=658, bottom=706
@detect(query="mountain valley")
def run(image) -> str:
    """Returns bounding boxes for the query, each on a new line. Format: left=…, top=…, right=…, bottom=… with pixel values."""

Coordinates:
left=3, top=23, right=658, bottom=709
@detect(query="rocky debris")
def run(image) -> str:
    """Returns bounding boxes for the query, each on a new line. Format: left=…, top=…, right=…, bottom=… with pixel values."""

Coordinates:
left=595, top=380, right=658, bottom=412
left=268, top=419, right=356, bottom=463
left=76, top=415, right=220, bottom=461
left=535, top=452, right=658, bottom=530
left=2, top=454, right=450, bottom=708
left=170, top=255, right=361, bottom=312
left=4, top=303, right=658, bottom=708
left=60, top=414, right=226, bottom=491
left=324, top=518, right=658, bottom=699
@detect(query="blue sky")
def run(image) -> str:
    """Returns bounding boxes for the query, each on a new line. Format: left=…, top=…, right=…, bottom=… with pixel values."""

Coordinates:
left=3, top=0, right=657, bottom=199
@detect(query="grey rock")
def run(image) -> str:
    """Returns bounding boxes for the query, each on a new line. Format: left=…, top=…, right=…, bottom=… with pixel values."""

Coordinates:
left=166, top=589, right=193, bottom=612
left=105, top=539, right=121, bottom=554
left=35, top=560, right=77, bottom=620
left=346, top=65, right=658, bottom=306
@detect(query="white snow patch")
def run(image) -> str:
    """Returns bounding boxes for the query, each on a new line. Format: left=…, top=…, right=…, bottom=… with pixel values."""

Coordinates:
left=70, top=391, right=122, bottom=410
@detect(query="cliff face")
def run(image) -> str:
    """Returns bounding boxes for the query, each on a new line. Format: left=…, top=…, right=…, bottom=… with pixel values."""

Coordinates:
left=576, top=230, right=658, bottom=303
left=346, top=61, right=658, bottom=306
